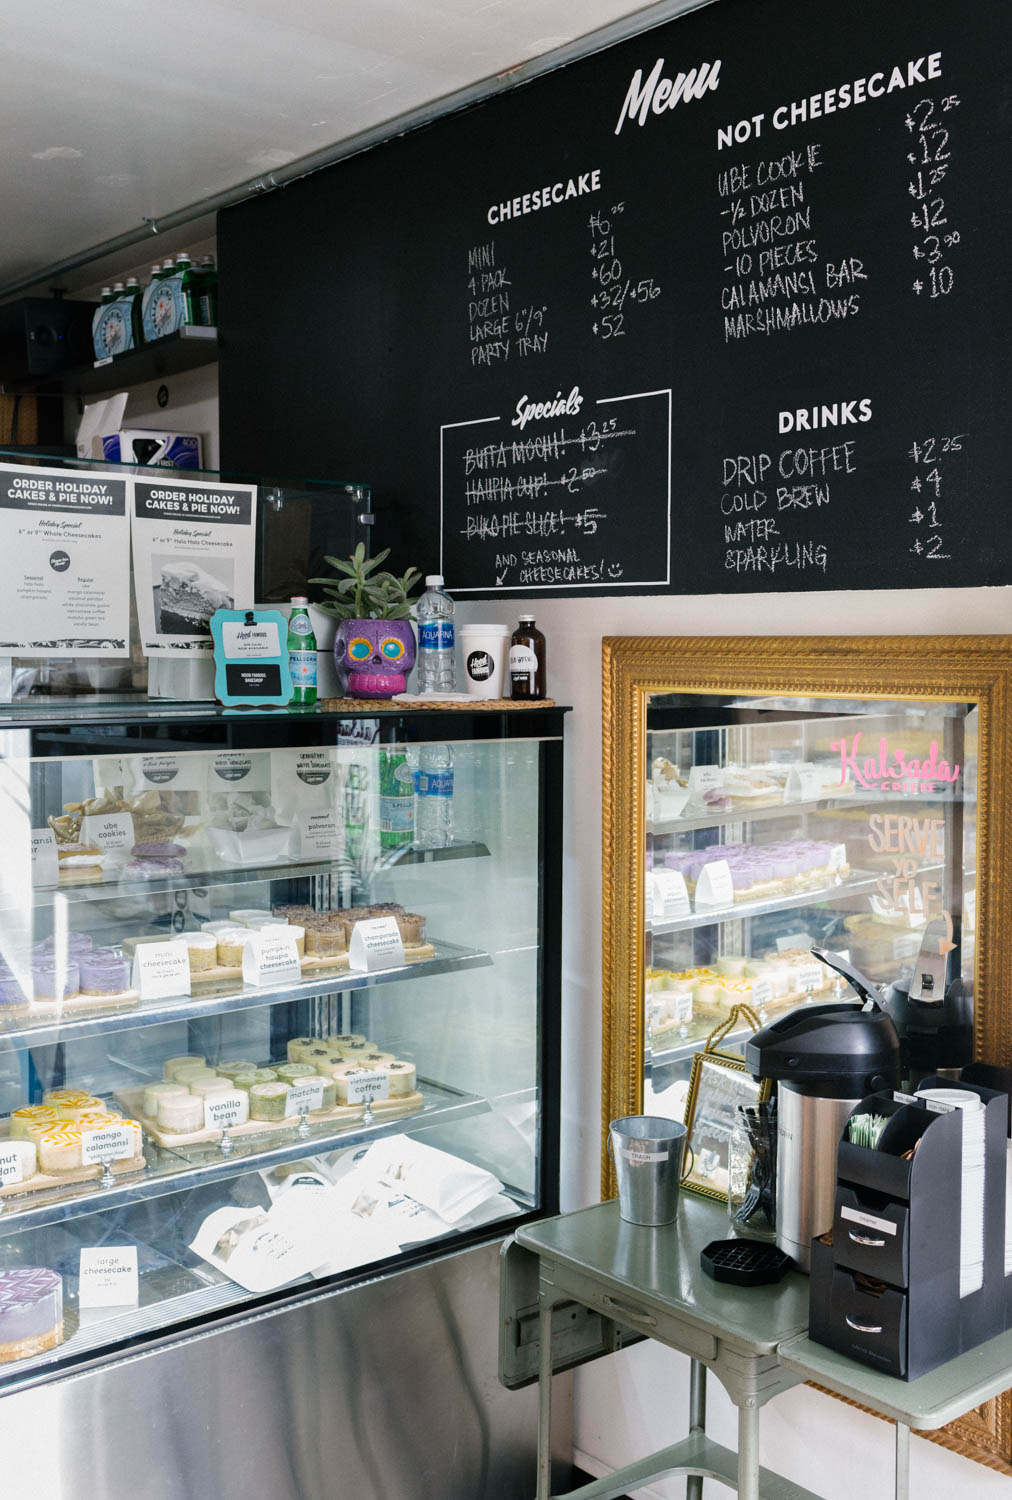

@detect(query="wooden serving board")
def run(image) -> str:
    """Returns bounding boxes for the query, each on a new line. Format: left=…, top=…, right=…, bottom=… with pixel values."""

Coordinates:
left=0, top=1145, right=146, bottom=1201
left=0, top=989, right=140, bottom=1028
left=114, top=1084, right=424, bottom=1150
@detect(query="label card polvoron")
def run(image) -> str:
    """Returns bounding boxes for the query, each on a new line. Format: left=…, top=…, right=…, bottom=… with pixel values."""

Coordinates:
left=348, top=917, right=406, bottom=972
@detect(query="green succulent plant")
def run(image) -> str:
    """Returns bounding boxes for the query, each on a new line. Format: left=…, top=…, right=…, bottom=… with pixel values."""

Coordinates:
left=309, top=543, right=422, bottom=622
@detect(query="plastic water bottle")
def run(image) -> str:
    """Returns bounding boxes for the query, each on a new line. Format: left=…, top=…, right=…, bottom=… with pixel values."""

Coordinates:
left=415, top=744, right=454, bottom=847
left=416, top=575, right=456, bottom=692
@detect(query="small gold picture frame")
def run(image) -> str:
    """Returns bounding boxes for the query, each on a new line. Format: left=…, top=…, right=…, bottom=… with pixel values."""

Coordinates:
left=681, top=1011, right=772, bottom=1204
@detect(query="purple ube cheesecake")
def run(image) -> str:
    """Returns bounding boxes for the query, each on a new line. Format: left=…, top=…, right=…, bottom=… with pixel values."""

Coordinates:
left=31, top=959, right=79, bottom=1002
left=0, top=1267, right=63, bottom=1363
left=78, top=948, right=131, bottom=996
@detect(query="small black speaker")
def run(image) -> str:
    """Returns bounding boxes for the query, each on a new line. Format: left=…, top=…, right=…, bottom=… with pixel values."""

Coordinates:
left=0, top=297, right=98, bottom=382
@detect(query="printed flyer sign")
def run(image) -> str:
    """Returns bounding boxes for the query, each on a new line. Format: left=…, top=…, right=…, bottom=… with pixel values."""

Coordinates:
left=0, top=463, right=130, bottom=656
left=131, top=477, right=257, bottom=656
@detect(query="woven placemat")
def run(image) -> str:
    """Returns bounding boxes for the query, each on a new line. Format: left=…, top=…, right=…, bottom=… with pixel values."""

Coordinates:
left=319, top=697, right=556, bottom=712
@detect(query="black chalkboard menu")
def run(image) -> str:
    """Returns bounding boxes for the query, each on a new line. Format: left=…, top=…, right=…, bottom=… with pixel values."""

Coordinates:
left=218, top=0, right=1011, bottom=597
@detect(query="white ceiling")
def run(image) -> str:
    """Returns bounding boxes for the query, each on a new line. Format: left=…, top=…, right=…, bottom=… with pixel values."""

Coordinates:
left=2, top=0, right=676, bottom=296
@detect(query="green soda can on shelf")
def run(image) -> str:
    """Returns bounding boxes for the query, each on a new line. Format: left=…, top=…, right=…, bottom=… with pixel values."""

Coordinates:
left=287, top=596, right=317, bottom=708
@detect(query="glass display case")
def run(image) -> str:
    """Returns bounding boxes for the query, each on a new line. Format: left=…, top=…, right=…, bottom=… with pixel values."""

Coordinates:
left=643, top=694, right=975, bottom=1127
left=0, top=701, right=564, bottom=1391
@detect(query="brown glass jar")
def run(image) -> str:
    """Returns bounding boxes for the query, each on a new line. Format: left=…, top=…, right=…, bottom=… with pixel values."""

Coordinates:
left=509, top=615, right=546, bottom=699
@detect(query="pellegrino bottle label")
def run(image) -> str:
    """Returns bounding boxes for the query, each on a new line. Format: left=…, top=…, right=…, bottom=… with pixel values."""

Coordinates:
left=419, top=621, right=454, bottom=649
left=289, top=614, right=314, bottom=636
left=289, top=650, right=317, bottom=685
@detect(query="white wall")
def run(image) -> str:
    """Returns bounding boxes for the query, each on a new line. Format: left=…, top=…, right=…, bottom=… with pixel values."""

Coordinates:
left=455, top=584, right=1012, bottom=1498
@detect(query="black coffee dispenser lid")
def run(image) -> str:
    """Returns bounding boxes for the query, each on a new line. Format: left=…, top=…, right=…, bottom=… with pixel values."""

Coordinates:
left=744, top=948, right=901, bottom=1098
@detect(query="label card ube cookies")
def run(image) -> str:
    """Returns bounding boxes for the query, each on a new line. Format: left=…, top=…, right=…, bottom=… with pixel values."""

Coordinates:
left=348, top=917, right=405, bottom=972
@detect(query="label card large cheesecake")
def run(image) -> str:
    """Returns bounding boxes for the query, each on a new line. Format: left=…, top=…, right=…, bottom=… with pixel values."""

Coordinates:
left=78, top=1247, right=139, bottom=1309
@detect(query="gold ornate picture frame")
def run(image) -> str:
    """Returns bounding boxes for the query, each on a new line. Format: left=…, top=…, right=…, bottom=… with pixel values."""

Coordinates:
left=601, top=634, right=1012, bottom=1473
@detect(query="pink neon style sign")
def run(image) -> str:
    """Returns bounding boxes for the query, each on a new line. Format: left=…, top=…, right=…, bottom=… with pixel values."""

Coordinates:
left=830, top=732, right=960, bottom=794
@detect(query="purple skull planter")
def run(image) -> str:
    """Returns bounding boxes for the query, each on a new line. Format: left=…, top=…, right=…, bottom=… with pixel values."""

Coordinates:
left=334, top=618, right=416, bottom=698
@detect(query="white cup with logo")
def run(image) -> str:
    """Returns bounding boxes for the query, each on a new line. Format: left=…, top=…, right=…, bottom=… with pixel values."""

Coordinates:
left=461, top=624, right=510, bottom=699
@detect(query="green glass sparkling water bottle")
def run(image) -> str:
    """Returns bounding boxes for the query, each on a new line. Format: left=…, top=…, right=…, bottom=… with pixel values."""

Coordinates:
left=287, top=596, right=317, bottom=708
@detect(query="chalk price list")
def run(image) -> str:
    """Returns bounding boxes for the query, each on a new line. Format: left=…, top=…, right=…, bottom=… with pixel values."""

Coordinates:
left=906, top=92, right=962, bottom=299
left=588, top=205, right=661, bottom=339
left=467, top=240, right=549, bottom=368
left=907, top=433, right=966, bottom=561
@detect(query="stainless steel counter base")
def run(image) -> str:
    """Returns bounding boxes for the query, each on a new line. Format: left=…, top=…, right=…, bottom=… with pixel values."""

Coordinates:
left=0, top=1237, right=572, bottom=1500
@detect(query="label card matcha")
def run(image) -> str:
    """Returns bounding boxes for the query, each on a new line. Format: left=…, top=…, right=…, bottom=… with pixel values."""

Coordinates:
left=30, top=828, right=58, bottom=888
left=286, top=1078, right=329, bottom=1114
left=0, top=1145, right=27, bottom=1186
left=78, top=1246, right=139, bottom=1309
left=132, top=941, right=191, bottom=1000
left=81, top=1124, right=138, bottom=1164
left=242, top=930, right=301, bottom=986
left=348, top=916, right=405, bottom=972
left=693, top=859, right=733, bottom=910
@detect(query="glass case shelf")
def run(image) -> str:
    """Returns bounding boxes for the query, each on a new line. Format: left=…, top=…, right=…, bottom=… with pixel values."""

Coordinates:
left=13, top=842, right=492, bottom=912
left=0, top=939, right=494, bottom=1051
left=647, top=787, right=961, bottom=837
left=0, top=703, right=565, bottom=1391
left=0, top=1078, right=488, bottom=1235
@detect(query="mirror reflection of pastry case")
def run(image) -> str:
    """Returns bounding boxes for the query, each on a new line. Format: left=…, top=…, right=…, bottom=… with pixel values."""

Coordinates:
left=601, top=635, right=1012, bottom=1473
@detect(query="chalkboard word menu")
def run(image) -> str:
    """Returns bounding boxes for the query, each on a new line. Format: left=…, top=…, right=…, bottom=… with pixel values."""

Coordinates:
left=219, top=0, right=1011, bottom=597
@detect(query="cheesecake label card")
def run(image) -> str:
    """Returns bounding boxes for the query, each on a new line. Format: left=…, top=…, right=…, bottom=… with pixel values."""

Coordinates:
left=0, top=463, right=130, bottom=658
left=79, top=1246, right=139, bottom=1308
left=30, top=829, right=58, bottom=888
left=133, top=941, right=191, bottom=1000
left=204, top=1091, right=248, bottom=1130
left=81, top=1123, right=138, bottom=1164
left=0, top=1145, right=27, bottom=1186
left=131, top=477, right=257, bottom=658
left=783, top=763, right=822, bottom=803
left=287, top=1078, right=329, bottom=1114
left=652, top=869, right=690, bottom=920
left=242, top=930, right=301, bottom=986
left=349, top=917, right=405, bottom=972
left=211, top=608, right=293, bottom=707
left=694, top=859, right=733, bottom=910
left=346, top=1069, right=390, bottom=1105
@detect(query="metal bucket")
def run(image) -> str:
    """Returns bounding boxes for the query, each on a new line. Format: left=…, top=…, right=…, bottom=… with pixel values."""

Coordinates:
left=608, top=1115, right=692, bottom=1226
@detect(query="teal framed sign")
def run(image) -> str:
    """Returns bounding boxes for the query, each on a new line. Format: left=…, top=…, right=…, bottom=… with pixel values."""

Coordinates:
left=210, top=608, right=293, bottom=707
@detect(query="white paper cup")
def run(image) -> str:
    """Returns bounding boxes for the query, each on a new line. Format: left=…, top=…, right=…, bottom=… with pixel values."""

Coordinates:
left=461, top=625, right=510, bottom=698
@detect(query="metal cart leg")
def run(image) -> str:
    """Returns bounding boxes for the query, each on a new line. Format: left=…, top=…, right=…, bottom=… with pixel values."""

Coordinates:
left=737, top=1400, right=760, bottom=1500
left=536, top=1294, right=556, bottom=1500
left=686, top=1360, right=707, bottom=1500
left=894, top=1423, right=910, bottom=1500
